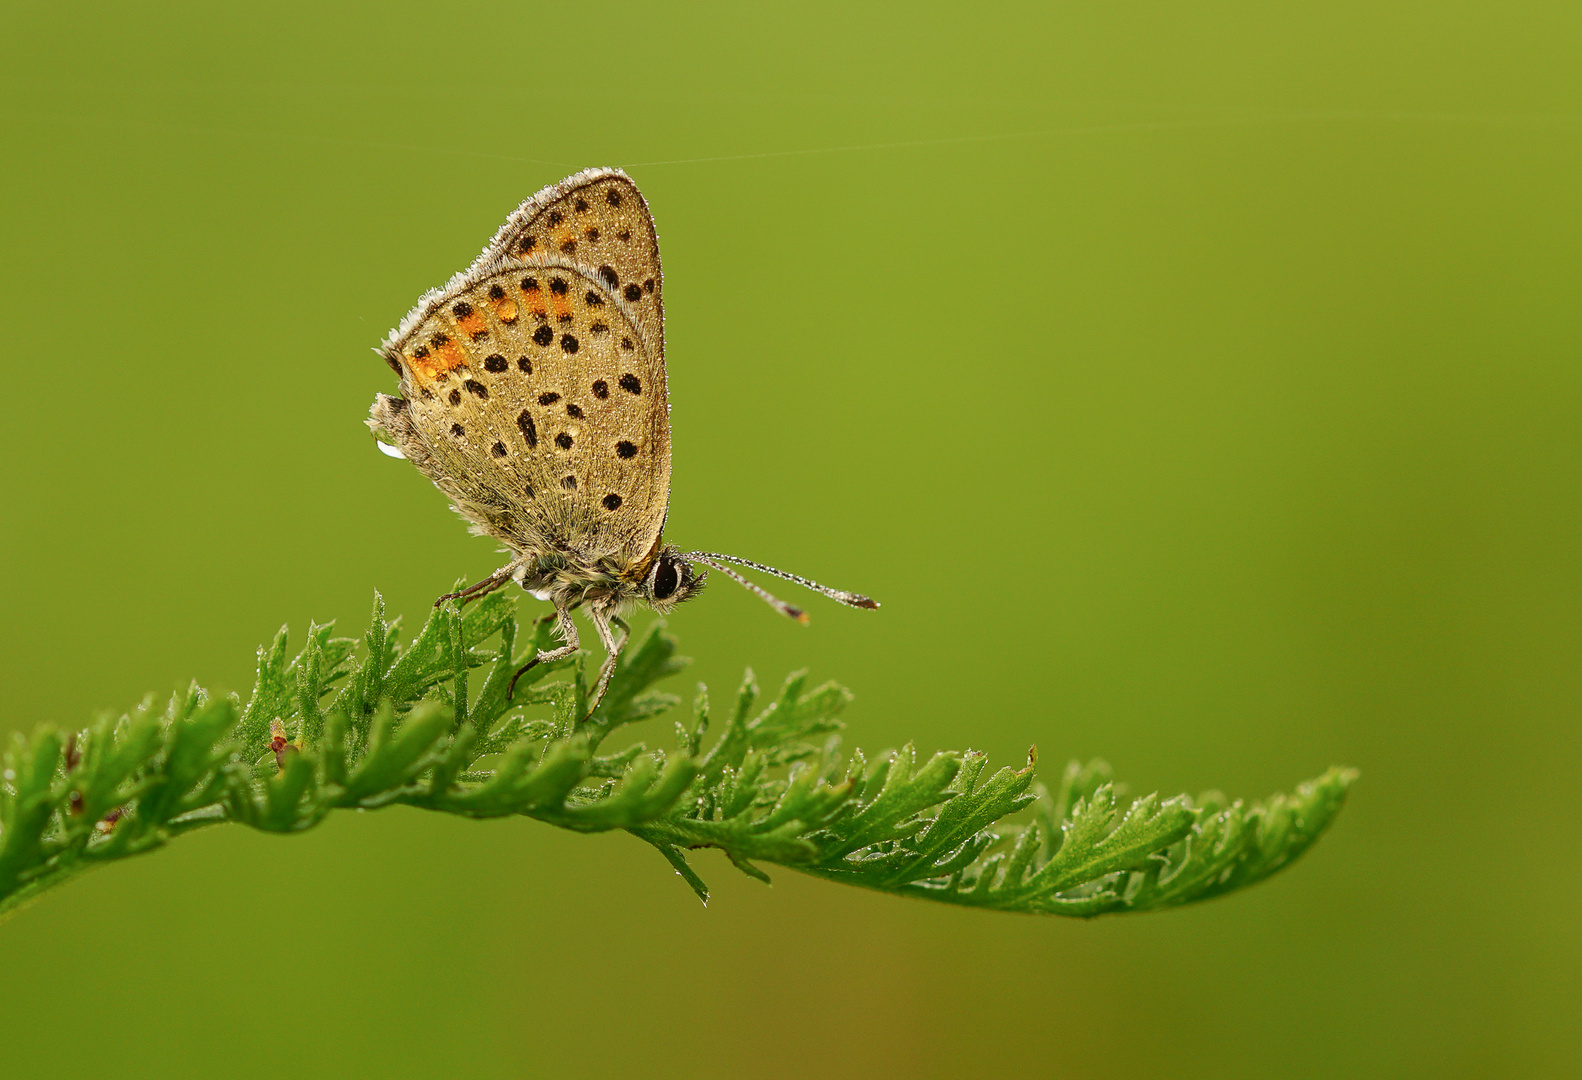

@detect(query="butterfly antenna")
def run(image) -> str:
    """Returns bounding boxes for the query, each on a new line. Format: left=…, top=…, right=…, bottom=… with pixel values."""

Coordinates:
left=681, top=551, right=880, bottom=624
left=683, top=554, right=809, bottom=623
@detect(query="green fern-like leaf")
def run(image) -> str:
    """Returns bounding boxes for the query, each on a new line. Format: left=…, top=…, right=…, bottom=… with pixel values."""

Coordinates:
left=0, top=594, right=1355, bottom=920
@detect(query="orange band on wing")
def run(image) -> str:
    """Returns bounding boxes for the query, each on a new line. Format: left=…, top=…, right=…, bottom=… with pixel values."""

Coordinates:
left=455, top=310, right=487, bottom=338
left=405, top=334, right=469, bottom=385
left=436, top=338, right=467, bottom=370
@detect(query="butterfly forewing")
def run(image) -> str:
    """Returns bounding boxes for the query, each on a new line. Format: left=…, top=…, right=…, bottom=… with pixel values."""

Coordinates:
left=483, top=168, right=664, bottom=361
left=386, top=259, right=670, bottom=570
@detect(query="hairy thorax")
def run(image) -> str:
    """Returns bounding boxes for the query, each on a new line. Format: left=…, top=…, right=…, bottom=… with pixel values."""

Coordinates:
left=513, top=551, right=648, bottom=613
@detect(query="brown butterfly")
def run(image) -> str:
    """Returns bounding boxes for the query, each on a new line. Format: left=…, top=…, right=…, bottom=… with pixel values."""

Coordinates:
left=368, top=168, right=877, bottom=710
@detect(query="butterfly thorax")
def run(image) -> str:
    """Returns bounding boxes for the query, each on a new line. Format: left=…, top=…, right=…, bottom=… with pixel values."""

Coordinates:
left=514, top=547, right=642, bottom=611
left=509, top=540, right=703, bottom=616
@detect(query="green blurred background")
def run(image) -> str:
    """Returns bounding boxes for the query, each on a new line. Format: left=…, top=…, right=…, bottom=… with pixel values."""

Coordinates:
left=2, top=2, right=1578, bottom=1076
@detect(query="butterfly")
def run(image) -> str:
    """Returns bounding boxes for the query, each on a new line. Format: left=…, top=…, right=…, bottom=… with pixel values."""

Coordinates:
left=368, top=168, right=877, bottom=710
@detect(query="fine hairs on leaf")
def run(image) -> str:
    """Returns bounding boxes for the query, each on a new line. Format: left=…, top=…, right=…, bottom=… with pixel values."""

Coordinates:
left=0, top=592, right=1356, bottom=919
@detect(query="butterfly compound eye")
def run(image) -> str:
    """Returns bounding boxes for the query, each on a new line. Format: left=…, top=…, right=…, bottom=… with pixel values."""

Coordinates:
left=652, top=557, right=680, bottom=601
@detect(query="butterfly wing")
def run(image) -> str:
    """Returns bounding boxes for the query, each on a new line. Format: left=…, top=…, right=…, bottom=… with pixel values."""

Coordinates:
left=371, top=169, right=671, bottom=575
left=482, top=168, right=664, bottom=360
left=373, top=258, right=670, bottom=572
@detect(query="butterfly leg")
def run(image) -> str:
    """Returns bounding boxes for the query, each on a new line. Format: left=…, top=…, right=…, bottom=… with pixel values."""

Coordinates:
left=507, top=603, right=580, bottom=698
left=584, top=606, right=628, bottom=718
left=433, top=563, right=520, bottom=608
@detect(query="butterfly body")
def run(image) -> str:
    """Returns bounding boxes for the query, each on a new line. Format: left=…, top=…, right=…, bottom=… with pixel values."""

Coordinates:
left=371, top=168, right=870, bottom=707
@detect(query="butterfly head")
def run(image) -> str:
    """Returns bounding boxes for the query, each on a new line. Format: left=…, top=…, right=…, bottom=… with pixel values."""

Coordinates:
left=642, top=546, right=706, bottom=612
